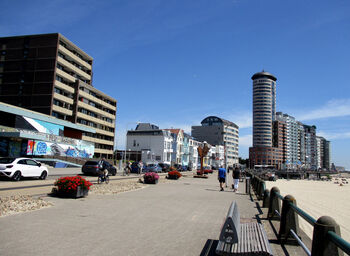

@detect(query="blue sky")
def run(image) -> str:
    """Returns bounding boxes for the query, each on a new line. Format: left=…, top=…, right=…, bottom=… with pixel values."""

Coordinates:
left=1, top=0, right=350, bottom=168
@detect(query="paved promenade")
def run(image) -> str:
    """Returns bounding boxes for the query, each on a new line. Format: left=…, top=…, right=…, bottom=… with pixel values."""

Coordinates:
left=0, top=173, right=259, bottom=256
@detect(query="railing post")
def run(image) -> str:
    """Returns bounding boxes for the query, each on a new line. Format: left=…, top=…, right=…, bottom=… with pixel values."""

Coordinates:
left=268, top=187, right=281, bottom=220
left=278, top=195, right=299, bottom=244
left=258, top=181, right=266, bottom=200
left=311, top=216, right=344, bottom=256
left=262, top=189, right=270, bottom=208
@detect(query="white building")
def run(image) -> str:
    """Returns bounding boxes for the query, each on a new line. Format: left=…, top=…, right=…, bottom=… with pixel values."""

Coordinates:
left=165, top=129, right=184, bottom=165
left=188, top=137, right=201, bottom=170
left=126, top=123, right=173, bottom=164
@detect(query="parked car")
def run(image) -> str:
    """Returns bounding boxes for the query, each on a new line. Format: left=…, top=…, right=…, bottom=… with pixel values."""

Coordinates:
left=82, top=160, right=117, bottom=176
left=142, top=163, right=162, bottom=173
left=197, top=166, right=213, bottom=175
left=173, top=163, right=184, bottom=172
left=158, top=163, right=170, bottom=172
left=130, top=162, right=140, bottom=173
left=0, top=157, right=49, bottom=181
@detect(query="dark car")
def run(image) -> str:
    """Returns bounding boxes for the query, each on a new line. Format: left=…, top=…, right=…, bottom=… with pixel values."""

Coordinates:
left=82, top=160, right=117, bottom=176
left=158, top=163, right=170, bottom=172
left=130, top=162, right=140, bottom=173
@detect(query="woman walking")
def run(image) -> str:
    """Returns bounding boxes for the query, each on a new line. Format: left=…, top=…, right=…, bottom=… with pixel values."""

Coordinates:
left=232, top=167, right=241, bottom=192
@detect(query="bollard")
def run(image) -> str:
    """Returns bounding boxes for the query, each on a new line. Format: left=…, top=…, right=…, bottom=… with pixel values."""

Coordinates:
left=268, top=187, right=281, bottom=220
left=258, top=181, right=266, bottom=200
left=262, top=189, right=270, bottom=208
left=278, top=195, right=299, bottom=244
left=245, top=176, right=251, bottom=195
left=311, top=216, right=344, bottom=256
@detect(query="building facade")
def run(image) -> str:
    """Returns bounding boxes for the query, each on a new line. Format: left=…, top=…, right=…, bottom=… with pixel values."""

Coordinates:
left=249, top=71, right=282, bottom=168
left=191, top=116, right=239, bottom=167
left=126, top=123, right=173, bottom=164
left=166, top=129, right=184, bottom=165
left=0, top=33, right=117, bottom=159
left=0, top=102, right=95, bottom=160
left=276, top=112, right=300, bottom=168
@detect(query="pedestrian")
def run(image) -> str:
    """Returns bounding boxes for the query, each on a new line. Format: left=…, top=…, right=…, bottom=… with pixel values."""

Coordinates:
left=138, top=161, right=143, bottom=175
left=232, top=167, right=241, bottom=192
left=218, top=166, right=226, bottom=191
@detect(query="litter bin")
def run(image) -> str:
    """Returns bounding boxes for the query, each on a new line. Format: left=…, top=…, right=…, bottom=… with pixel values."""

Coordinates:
left=245, top=177, right=251, bottom=195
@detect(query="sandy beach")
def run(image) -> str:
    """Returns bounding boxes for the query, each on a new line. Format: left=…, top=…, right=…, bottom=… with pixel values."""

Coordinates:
left=266, top=178, right=350, bottom=241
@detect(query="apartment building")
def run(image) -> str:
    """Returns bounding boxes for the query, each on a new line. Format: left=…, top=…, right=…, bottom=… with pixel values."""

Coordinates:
left=303, top=125, right=317, bottom=169
left=0, top=33, right=117, bottom=159
left=166, top=129, right=184, bottom=165
left=126, top=123, right=173, bottom=164
left=191, top=116, right=239, bottom=167
left=276, top=112, right=299, bottom=168
left=249, top=71, right=281, bottom=168
left=188, top=137, right=201, bottom=170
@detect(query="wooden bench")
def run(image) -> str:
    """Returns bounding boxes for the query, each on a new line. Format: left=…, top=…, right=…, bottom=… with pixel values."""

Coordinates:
left=216, top=201, right=273, bottom=256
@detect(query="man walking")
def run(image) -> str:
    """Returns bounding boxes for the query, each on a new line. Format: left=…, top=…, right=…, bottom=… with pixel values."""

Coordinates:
left=233, top=167, right=241, bottom=192
left=218, top=166, right=226, bottom=191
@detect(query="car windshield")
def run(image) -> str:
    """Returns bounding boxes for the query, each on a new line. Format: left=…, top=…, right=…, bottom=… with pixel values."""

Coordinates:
left=0, top=158, right=16, bottom=164
left=85, top=161, right=99, bottom=165
left=147, top=164, right=156, bottom=167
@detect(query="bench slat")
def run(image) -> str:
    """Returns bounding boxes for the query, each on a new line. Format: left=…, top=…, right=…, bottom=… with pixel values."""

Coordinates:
left=216, top=201, right=273, bottom=255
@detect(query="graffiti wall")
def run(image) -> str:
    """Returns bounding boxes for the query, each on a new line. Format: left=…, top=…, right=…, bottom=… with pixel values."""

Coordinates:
left=15, top=116, right=64, bottom=136
left=27, top=140, right=94, bottom=158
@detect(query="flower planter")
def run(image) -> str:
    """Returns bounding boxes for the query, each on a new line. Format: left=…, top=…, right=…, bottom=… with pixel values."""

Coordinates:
left=144, top=179, right=158, bottom=184
left=167, top=175, right=179, bottom=180
left=57, top=186, right=89, bottom=198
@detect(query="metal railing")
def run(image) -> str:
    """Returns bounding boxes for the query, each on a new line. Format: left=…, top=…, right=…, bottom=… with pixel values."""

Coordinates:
left=248, top=171, right=350, bottom=256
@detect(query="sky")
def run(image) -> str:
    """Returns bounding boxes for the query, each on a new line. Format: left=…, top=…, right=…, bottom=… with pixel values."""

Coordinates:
left=1, top=0, right=350, bottom=168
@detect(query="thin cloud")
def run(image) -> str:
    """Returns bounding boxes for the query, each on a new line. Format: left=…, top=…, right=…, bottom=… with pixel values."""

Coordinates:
left=227, top=112, right=252, bottom=129
left=239, top=134, right=252, bottom=147
left=318, top=131, right=350, bottom=140
left=297, top=99, right=350, bottom=121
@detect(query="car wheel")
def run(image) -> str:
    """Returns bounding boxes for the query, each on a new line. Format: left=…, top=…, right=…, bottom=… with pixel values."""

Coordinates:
left=112, top=169, right=116, bottom=176
left=12, top=171, right=21, bottom=181
left=39, top=171, right=48, bottom=180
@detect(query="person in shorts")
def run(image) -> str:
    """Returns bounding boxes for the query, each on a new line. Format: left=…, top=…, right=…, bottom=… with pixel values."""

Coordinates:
left=233, top=167, right=241, bottom=192
left=218, top=166, right=226, bottom=191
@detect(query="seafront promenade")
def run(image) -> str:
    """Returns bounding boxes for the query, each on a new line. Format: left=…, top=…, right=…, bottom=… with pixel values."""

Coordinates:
left=0, top=173, right=256, bottom=256
left=0, top=171, right=311, bottom=256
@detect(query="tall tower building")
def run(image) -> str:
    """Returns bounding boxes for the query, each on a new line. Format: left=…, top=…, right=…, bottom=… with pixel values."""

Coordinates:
left=252, top=71, right=276, bottom=146
left=249, top=71, right=282, bottom=169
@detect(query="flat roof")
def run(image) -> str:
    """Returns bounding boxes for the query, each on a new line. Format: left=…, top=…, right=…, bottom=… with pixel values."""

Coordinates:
left=0, top=102, right=95, bottom=133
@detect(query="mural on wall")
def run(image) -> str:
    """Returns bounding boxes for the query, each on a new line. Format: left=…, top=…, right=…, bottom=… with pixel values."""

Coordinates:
left=27, top=140, right=94, bottom=158
left=16, top=116, right=64, bottom=136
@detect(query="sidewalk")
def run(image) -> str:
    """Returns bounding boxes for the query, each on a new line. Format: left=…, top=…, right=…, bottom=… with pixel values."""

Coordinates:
left=0, top=173, right=258, bottom=256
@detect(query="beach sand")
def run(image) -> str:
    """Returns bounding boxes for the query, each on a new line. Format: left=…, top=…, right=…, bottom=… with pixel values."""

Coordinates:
left=266, top=178, right=350, bottom=241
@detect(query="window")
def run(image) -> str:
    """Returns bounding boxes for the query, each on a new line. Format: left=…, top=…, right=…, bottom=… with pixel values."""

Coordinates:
left=26, top=160, right=38, bottom=166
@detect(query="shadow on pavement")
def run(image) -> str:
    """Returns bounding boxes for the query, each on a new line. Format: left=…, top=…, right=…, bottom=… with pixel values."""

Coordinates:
left=200, top=239, right=219, bottom=256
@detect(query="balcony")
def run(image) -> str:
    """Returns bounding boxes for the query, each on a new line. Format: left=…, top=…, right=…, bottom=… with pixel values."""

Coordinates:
left=53, top=92, right=73, bottom=105
left=58, top=45, right=92, bottom=70
left=52, top=104, right=73, bottom=116
left=57, top=56, right=91, bottom=81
